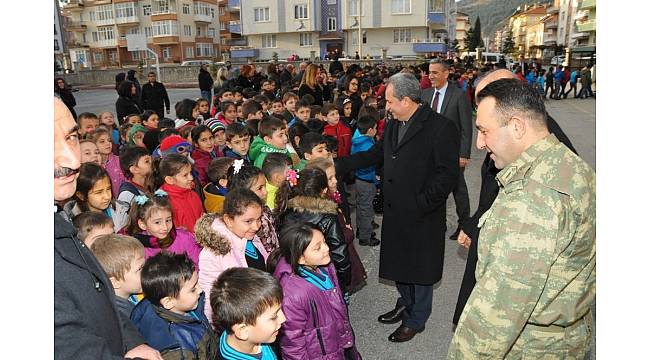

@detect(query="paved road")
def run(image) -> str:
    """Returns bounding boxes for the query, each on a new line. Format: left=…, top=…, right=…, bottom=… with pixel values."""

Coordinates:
left=73, top=89, right=596, bottom=359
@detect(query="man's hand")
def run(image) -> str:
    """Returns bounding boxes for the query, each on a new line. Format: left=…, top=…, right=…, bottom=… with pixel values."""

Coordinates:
left=459, top=157, right=470, bottom=168
left=125, top=344, right=163, bottom=360
left=457, top=230, right=471, bottom=249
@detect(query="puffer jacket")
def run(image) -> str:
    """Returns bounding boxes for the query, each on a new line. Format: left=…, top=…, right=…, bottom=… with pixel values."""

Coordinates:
left=195, top=216, right=269, bottom=323
left=278, top=196, right=352, bottom=292
left=273, top=258, right=361, bottom=360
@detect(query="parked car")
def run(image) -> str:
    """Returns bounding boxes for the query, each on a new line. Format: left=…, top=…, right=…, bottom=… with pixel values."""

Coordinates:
left=181, top=60, right=211, bottom=66
left=550, top=55, right=566, bottom=66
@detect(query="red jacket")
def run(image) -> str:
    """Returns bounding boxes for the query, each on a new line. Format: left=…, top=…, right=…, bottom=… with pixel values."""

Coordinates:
left=160, top=183, right=204, bottom=233
left=190, top=148, right=216, bottom=186
left=323, top=121, right=352, bottom=158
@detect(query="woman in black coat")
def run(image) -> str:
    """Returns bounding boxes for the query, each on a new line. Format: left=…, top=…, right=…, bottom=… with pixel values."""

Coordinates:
left=341, top=75, right=363, bottom=120
left=55, top=77, right=77, bottom=121
left=276, top=168, right=352, bottom=292
left=298, top=63, right=330, bottom=106
left=115, top=80, right=142, bottom=122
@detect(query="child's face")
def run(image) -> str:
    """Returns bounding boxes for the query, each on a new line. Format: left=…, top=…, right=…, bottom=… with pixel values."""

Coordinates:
left=169, top=271, right=202, bottom=314
left=249, top=173, right=268, bottom=202
left=224, top=106, right=238, bottom=121
left=127, top=116, right=141, bottom=125
left=113, top=251, right=145, bottom=298
left=296, top=107, right=310, bottom=122
left=79, top=118, right=99, bottom=136
left=326, top=110, right=339, bottom=126
left=198, top=101, right=209, bottom=114
left=213, top=129, right=226, bottom=147
left=270, top=165, right=289, bottom=187
left=80, top=142, right=101, bottom=165
left=325, top=165, right=338, bottom=194
left=144, top=114, right=159, bottom=129
left=298, top=229, right=331, bottom=267
left=132, top=155, right=153, bottom=177
left=226, top=134, right=250, bottom=156
left=95, top=134, right=113, bottom=156
left=85, top=176, right=112, bottom=212
left=285, top=98, right=297, bottom=112
left=271, top=102, right=284, bottom=114
left=83, top=224, right=114, bottom=247
left=192, top=106, right=200, bottom=120
left=165, top=164, right=194, bottom=189
left=100, top=113, right=115, bottom=127
left=195, top=129, right=214, bottom=152
left=265, top=128, right=288, bottom=150
left=138, top=208, right=173, bottom=239
left=234, top=92, right=243, bottom=102
left=220, top=91, right=234, bottom=102
left=343, top=103, right=352, bottom=118
left=360, top=91, right=370, bottom=101
left=249, top=110, right=264, bottom=120
left=133, top=131, right=146, bottom=148
left=236, top=106, right=244, bottom=120
left=262, top=82, right=272, bottom=91
left=224, top=204, right=262, bottom=239
left=305, top=143, right=330, bottom=161
left=244, top=302, right=286, bottom=345
left=261, top=102, right=270, bottom=112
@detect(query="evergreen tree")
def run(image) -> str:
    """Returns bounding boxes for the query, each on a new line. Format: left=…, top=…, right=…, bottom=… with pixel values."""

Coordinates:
left=502, top=29, right=515, bottom=55
left=470, top=16, right=485, bottom=50
left=465, top=26, right=475, bottom=52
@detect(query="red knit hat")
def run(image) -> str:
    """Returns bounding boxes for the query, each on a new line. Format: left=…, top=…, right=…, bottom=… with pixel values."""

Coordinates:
left=160, top=135, right=191, bottom=155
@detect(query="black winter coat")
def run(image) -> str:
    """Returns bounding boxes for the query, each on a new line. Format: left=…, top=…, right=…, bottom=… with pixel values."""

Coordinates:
left=141, top=81, right=170, bottom=116
left=198, top=69, right=214, bottom=91
left=55, top=88, right=77, bottom=120
left=345, top=104, right=460, bottom=284
left=279, top=196, right=352, bottom=291
left=55, top=211, right=145, bottom=359
left=115, top=96, right=142, bottom=121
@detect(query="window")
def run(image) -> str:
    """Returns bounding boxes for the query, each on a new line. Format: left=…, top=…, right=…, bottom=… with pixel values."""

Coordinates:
left=97, top=26, right=115, bottom=40
left=391, top=0, right=410, bottom=14
left=185, top=46, right=193, bottom=58
left=183, top=4, right=190, bottom=14
left=210, top=8, right=215, bottom=18
left=328, top=0, right=337, bottom=4
left=328, top=17, right=336, bottom=31
left=115, top=3, right=136, bottom=18
left=93, top=52, right=104, bottom=62
left=144, top=26, right=153, bottom=37
left=96, top=5, right=114, bottom=21
left=221, top=38, right=227, bottom=45
left=128, top=27, right=141, bottom=34
left=82, top=33, right=87, bottom=42
left=348, top=0, right=359, bottom=16
left=208, top=27, right=215, bottom=38
left=194, top=2, right=210, bottom=16
left=254, top=7, right=270, bottom=22
left=393, top=28, right=411, bottom=43
left=143, top=5, right=151, bottom=16
left=152, top=20, right=178, bottom=36
left=162, top=47, right=172, bottom=59
left=196, top=43, right=214, bottom=56
left=92, top=32, right=98, bottom=42
left=196, top=26, right=202, bottom=36
left=295, top=4, right=308, bottom=19
left=55, top=39, right=60, bottom=51
left=131, top=51, right=141, bottom=60
left=220, top=22, right=226, bottom=30
left=428, top=0, right=443, bottom=12
left=183, top=25, right=192, bottom=36
left=89, top=11, right=96, bottom=21
left=156, top=0, right=170, bottom=14
left=219, top=7, right=225, bottom=15
left=261, top=34, right=276, bottom=48
left=299, top=33, right=312, bottom=46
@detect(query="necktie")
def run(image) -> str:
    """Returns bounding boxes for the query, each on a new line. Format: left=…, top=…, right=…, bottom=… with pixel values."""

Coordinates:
left=432, top=91, right=440, bottom=113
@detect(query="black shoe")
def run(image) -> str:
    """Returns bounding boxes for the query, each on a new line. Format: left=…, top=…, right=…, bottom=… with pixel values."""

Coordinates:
left=359, top=236, right=380, bottom=246
left=388, top=325, right=424, bottom=342
left=449, top=228, right=460, bottom=240
left=378, top=305, right=406, bottom=324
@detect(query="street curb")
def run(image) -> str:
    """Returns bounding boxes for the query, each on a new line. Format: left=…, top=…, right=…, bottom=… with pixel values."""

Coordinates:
left=75, top=83, right=199, bottom=90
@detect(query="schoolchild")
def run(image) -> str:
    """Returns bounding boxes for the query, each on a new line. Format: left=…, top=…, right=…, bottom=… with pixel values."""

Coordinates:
left=80, top=139, right=101, bottom=165
left=159, top=153, right=205, bottom=232
left=223, top=122, right=252, bottom=163
left=72, top=211, right=115, bottom=247
left=117, top=146, right=153, bottom=213
left=191, top=125, right=219, bottom=186
left=203, top=157, right=234, bottom=214
left=261, top=153, right=291, bottom=211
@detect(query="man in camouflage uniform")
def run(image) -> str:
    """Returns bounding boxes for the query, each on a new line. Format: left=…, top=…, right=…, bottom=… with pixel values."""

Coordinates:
left=447, top=79, right=595, bottom=359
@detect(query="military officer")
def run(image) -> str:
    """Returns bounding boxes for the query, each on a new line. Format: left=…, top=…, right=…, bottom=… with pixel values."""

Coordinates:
left=447, top=79, right=596, bottom=359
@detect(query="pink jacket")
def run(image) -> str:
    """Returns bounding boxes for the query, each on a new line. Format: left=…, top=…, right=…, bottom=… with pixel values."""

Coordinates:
left=139, top=228, right=202, bottom=271
left=196, top=217, right=269, bottom=322
left=105, top=153, right=126, bottom=198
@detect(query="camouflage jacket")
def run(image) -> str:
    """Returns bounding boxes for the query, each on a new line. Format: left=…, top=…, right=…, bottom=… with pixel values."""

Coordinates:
left=448, top=134, right=596, bottom=359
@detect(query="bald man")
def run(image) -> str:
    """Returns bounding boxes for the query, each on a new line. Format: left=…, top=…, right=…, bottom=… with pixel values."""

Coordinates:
left=452, top=69, right=578, bottom=326
left=54, top=97, right=162, bottom=360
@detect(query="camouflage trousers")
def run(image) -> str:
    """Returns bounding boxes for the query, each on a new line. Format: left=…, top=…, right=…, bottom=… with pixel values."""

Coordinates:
left=505, top=310, right=593, bottom=360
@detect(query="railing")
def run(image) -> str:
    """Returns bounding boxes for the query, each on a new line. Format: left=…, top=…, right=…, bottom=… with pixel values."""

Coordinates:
left=194, top=13, right=212, bottom=22
left=228, top=0, right=240, bottom=9
left=96, top=17, right=115, bottom=26
left=427, top=12, right=445, bottom=25
left=228, top=38, right=247, bottom=46
left=116, top=15, right=139, bottom=24
left=229, top=21, right=241, bottom=34
left=96, top=39, right=117, bottom=47
left=67, top=21, right=87, bottom=29
left=576, top=19, right=595, bottom=32
left=579, top=0, right=596, bottom=10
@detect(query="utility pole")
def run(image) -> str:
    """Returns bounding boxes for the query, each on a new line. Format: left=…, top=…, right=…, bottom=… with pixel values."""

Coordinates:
left=358, top=0, right=362, bottom=59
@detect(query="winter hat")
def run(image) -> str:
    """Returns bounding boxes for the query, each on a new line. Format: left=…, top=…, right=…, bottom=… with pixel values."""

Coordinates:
left=127, top=124, right=147, bottom=145
left=160, top=135, right=191, bottom=156
left=205, top=118, right=226, bottom=135
left=174, top=118, right=196, bottom=131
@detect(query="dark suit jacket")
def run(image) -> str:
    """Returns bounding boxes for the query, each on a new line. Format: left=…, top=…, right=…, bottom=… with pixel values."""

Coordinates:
left=422, top=82, right=473, bottom=158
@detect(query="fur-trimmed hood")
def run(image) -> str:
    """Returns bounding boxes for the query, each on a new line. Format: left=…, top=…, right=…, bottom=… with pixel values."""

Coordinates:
left=286, top=195, right=338, bottom=215
left=194, top=212, right=265, bottom=257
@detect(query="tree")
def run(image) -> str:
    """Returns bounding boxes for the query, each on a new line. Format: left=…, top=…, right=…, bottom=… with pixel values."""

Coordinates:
left=469, top=16, right=485, bottom=51
left=465, top=26, right=475, bottom=52
left=502, top=29, right=515, bottom=55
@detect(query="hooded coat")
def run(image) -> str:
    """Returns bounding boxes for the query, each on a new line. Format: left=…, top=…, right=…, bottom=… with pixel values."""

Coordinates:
left=196, top=216, right=269, bottom=323
left=273, top=258, right=361, bottom=360
left=278, top=196, right=352, bottom=291
left=160, top=183, right=205, bottom=233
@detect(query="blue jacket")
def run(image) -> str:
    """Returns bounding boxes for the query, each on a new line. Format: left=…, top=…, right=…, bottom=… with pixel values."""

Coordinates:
left=554, top=70, right=565, bottom=82
left=351, top=129, right=376, bottom=182
left=130, top=292, right=216, bottom=357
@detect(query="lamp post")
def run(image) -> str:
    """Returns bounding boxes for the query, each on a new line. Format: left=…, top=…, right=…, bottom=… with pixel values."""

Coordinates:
left=358, top=0, right=362, bottom=59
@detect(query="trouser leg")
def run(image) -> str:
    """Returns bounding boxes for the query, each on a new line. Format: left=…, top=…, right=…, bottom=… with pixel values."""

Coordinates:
left=396, top=282, right=433, bottom=329
left=355, top=180, right=375, bottom=240
left=453, top=167, right=470, bottom=229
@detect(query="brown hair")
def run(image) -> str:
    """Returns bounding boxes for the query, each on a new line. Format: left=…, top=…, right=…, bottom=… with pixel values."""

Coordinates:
left=90, top=234, right=144, bottom=280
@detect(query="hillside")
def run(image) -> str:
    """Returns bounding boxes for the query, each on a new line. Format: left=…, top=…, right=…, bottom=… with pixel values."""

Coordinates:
left=456, top=0, right=548, bottom=37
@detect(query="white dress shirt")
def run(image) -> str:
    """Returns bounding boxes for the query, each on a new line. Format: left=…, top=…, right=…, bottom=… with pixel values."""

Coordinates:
left=431, top=81, right=449, bottom=114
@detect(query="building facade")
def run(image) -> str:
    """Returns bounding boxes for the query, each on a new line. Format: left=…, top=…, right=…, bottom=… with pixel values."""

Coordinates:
left=508, top=4, right=547, bottom=57
left=55, top=0, right=67, bottom=72
left=63, top=0, right=221, bottom=70
left=454, top=11, right=469, bottom=53
left=218, top=0, right=245, bottom=59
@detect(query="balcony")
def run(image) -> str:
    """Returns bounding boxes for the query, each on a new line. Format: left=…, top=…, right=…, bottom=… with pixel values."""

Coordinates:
left=579, top=0, right=596, bottom=10
left=64, top=1, right=84, bottom=11
left=228, top=0, right=240, bottom=10
left=547, top=6, right=559, bottom=14
left=571, top=31, right=589, bottom=39
left=228, top=38, right=247, bottom=46
left=67, top=21, right=87, bottom=31
left=195, top=13, right=213, bottom=22
left=427, top=12, right=445, bottom=25
left=229, top=21, right=241, bottom=34
left=576, top=19, right=595, bottom=32
left=96, top=17, right=115, bottom=26
left=412, top=40, right=447, bottom=53
left=153, top=36, right=180, bottom=44
left=95, top=39, right=117, bottom=47
left=116, top=15, right=140, bottom=25
left=545, top=21, right=558, bottom=29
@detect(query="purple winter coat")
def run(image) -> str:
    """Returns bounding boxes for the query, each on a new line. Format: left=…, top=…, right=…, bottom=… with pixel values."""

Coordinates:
left=273, top=258, right=361, bottom=360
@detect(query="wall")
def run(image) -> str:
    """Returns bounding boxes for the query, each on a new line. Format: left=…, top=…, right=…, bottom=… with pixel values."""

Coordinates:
left=247, top=32, right=321, bottom=60
left=345, top=27, right=427, bottom=58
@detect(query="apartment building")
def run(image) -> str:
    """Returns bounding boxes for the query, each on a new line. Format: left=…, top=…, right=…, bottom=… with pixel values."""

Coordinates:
left=218, top=0, right=245, bottom=59
left=455, top=11, right=470, bottom=52
left=508, top=4, right=547, bottom=57
left=55, top=0, right=66, bottom=71
left=573, top=0, right=595, bottom=48
left=238, top=0, right=454, bottom=61
left=63, top=0, right=221, bottom=69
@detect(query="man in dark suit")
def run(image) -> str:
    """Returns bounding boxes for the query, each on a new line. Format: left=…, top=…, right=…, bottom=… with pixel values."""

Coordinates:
left=349, top=73, right=459, bottom=342
left=141, top=71, right=170, bottom=118
left=422, top=58, right=473, bottom=240
left=518, top=54, right=529, bottom=74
